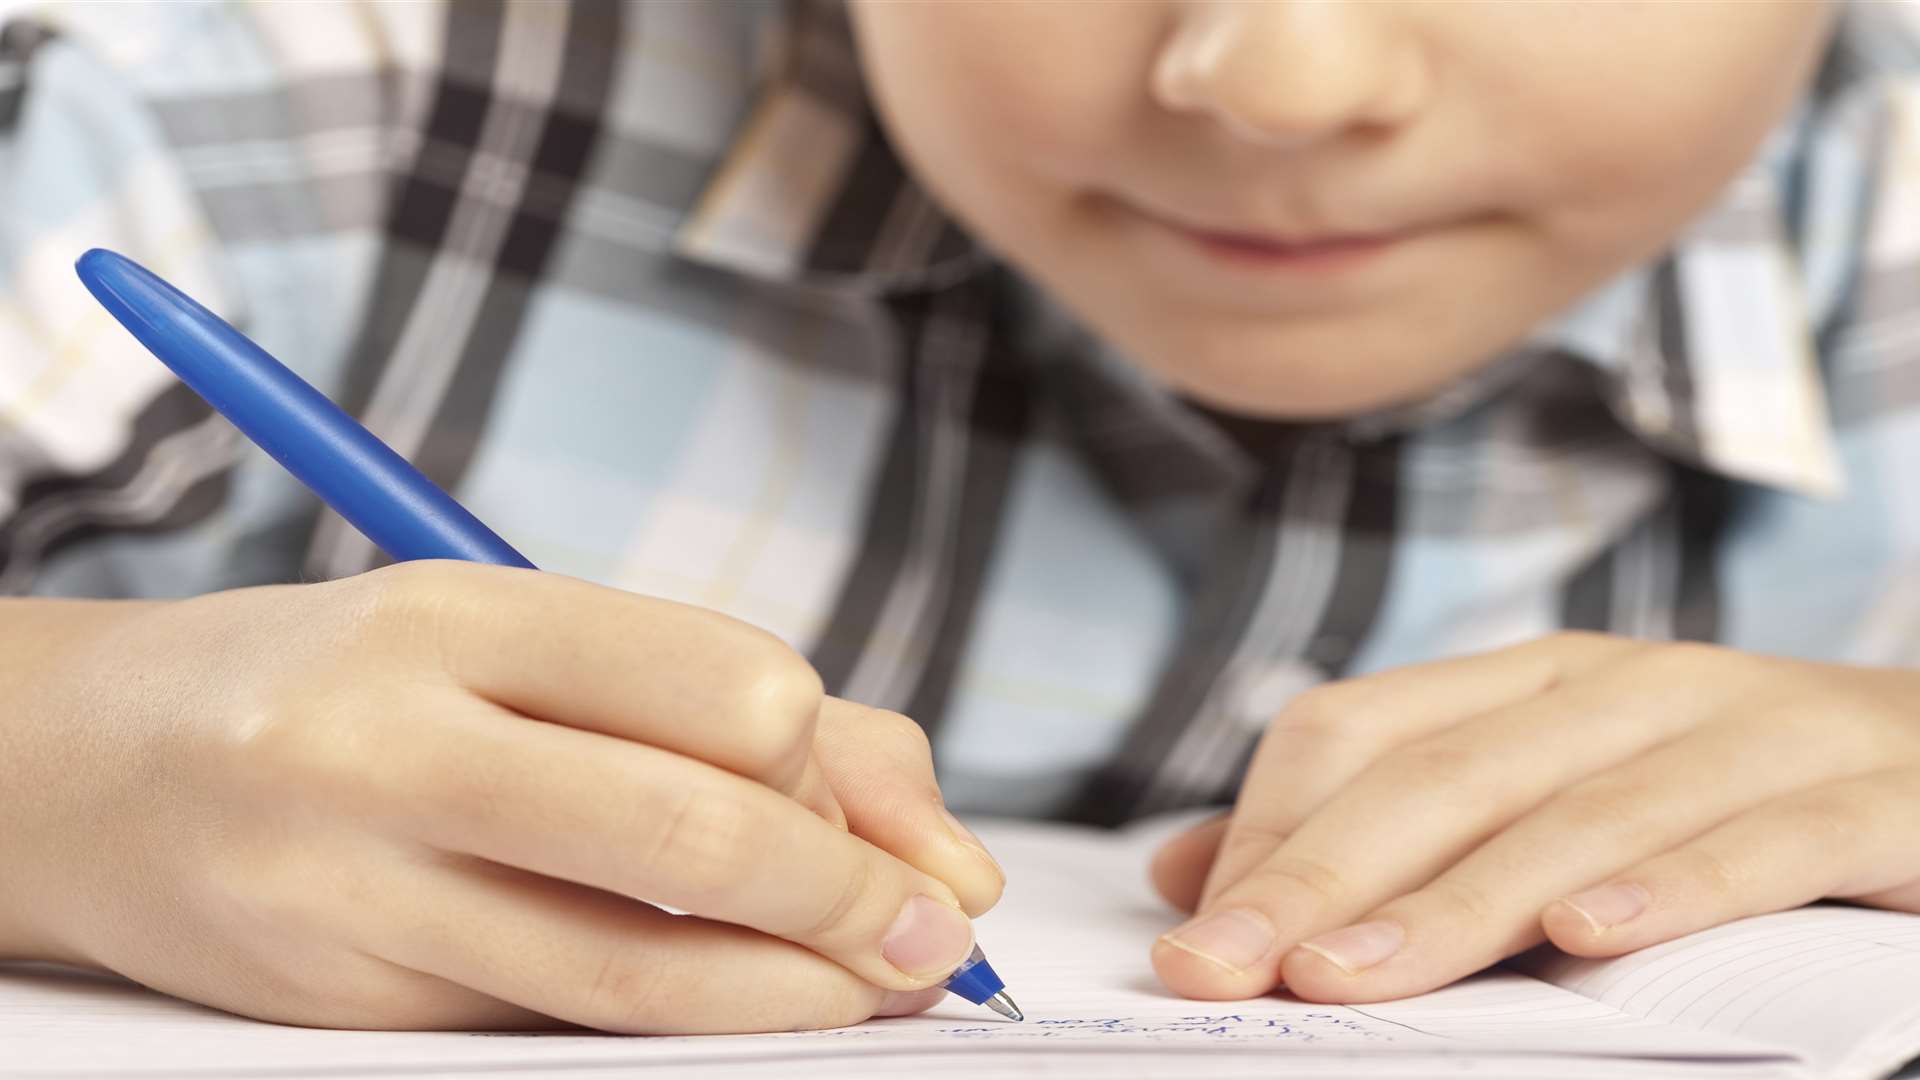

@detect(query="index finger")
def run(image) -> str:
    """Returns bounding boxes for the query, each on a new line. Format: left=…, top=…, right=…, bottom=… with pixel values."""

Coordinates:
left=1200, top=633, right=1636, bottom=907
left=344, top=561, right=829, bottom=796
left=1160, top=640, right=1712, bottom=1001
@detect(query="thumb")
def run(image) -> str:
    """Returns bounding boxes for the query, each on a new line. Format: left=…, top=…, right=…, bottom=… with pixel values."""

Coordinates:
left=812, top=697, right=1005, bottom=916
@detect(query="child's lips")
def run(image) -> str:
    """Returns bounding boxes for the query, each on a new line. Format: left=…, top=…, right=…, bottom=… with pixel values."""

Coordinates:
left=1115, top=196, right=1428, bottom=275
left=1182, top=226, right=1406, bottom=269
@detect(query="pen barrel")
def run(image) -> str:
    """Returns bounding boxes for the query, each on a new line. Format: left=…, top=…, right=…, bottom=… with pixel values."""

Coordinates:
left=76, top=249, right=534, bottom=568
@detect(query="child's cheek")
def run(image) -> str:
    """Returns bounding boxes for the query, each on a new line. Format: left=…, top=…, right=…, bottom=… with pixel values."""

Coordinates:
left=1468, top=4, right=1832, bottom=258
left=850, top=1, right=1152, bottom=208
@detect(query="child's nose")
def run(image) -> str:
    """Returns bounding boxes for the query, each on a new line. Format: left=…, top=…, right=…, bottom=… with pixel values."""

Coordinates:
left=1150, top=0, right=1429, bottom=149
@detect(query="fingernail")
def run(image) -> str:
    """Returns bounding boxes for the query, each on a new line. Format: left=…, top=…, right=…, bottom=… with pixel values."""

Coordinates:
left=940, top=807, right=1003, bottom=876
left=1296, top=920, right=1405, bottom=975
left=1558, top=882, right=1650, bottom=932
left=883, top=895, right=975, bottom=977
left=1160, top=908, right=1276, bottom=973
left=875, top=986, right=948, bottom=1017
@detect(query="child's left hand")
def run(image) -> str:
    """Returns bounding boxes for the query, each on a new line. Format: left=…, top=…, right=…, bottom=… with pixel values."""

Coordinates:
left=1146, top=632, right=1920, bottom=1002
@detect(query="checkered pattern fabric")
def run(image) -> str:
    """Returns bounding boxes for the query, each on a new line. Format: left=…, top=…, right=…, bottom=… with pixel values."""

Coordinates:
left=5, top=1, right=1920, bottom=822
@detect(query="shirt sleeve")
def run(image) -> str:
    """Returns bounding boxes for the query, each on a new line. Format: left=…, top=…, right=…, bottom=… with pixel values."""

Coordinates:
left=0, top=12, right=240, bottom=595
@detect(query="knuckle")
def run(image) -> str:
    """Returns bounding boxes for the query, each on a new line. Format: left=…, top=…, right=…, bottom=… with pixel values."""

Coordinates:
left=641, top=787, right=762, bottom=902
left=351, top=561, right=477, bottom=669
left=825, top=700, right=931, bottom=752
left=1222, top=818, right=1293, bottom=856
left=1673, top=844, right=1748, bottom=900
left=577, top=942, right=669, bottom=1033
left=1424, top=876, right=1501, bottom=926
left=1543, top=629, right=1612, bottom=652
left=1394, top=737, right=1482, bottom=779
left=797, top=853, right=877, bottom=946
left=356, top=559, right=466, bottom=618
left=1270, top=683, right=1365, bottom=741
left=1240, top=853, right=1350, bottom=908
left=1782, top=791, right=1866, bottom=856
left=1385, top=739, right=1497, bottom=809
left=1550, top=780, right=1650, bottom=840
left=712, top=639, right=826, bottom=777
left=1536, top=630, right=1640, bottom=677
left=1632, top=639, right=1739, bottom=681
left=1367, top=753, right=1503, bottom=823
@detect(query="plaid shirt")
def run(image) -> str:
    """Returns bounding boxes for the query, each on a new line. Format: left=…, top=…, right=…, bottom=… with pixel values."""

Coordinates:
left=5, top=0, right=1920, bottom=824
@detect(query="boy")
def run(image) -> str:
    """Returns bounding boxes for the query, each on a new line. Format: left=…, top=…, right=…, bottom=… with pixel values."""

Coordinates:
left=2, top=0, right=1918, bottom=1036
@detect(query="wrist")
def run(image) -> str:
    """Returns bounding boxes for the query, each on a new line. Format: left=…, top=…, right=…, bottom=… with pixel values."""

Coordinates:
left=0, top=597, right=161, bottom=964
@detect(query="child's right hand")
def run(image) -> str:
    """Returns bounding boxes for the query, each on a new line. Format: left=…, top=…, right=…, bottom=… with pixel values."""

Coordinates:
left=0, top=562, right=1004, bottom=1033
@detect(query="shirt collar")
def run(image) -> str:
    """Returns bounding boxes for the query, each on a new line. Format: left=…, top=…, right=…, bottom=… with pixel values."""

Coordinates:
left=1526, top=193, right=1847, bottom=499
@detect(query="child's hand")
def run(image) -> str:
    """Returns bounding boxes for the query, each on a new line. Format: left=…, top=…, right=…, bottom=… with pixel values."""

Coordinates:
left=0, top=562, right=1002, bottom=1033
left=1147, top=633, right=1920, bottom=1002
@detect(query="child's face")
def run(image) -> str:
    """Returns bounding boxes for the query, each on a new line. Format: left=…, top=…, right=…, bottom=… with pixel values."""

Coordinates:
left=848, top=1, right=1835, bottom=418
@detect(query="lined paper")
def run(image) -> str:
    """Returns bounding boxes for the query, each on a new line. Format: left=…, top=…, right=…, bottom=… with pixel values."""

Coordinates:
left=4, top=818, right=1915, bottom=1079
left=1523, top=905, right=1920, bottom=1080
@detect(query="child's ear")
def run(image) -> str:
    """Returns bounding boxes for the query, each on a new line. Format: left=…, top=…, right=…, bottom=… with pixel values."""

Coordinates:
left=1149, top=813, right=1231, bottom=913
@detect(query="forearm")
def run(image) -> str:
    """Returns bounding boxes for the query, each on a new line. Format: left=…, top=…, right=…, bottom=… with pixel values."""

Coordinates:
left=0, top=597, right=160, bottom=964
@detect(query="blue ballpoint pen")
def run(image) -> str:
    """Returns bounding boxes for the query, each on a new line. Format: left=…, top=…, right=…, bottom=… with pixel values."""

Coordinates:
left=74, top=246, right=1023, bottom=1024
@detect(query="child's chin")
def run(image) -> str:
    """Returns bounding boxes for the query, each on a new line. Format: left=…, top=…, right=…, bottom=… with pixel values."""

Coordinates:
left=1142, top=346, right=1486, bottom=423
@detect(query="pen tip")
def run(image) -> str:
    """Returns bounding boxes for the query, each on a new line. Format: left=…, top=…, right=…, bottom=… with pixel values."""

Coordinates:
left=985, top=991, right=1023, bottom=1022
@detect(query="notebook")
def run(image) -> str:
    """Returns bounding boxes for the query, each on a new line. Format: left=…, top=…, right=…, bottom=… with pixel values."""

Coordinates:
left=7, top=816, right=1920, bottom=1079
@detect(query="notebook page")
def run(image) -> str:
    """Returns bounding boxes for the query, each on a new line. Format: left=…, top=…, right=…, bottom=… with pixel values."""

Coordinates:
left=4, top=819, right=1793, bottom=1079
left=1522, top=906, right=1920, bottom=1080
left=880, top=821, right=1776, bottom=1060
